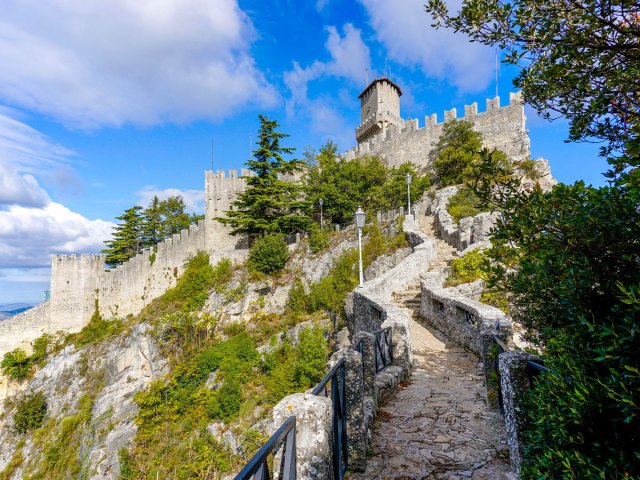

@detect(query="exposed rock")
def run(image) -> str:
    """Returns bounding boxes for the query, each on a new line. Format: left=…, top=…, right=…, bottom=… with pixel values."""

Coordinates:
left=0, top=323, right=168, bottom=480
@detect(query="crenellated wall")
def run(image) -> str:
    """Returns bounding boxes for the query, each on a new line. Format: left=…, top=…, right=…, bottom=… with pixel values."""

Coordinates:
left=342, top=92, right=530, bottom=168
left=0, top=169, right=255, bottom=357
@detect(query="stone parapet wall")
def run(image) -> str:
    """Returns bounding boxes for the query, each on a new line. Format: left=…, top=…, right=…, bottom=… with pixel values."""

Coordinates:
left=342, top=92, right=530, bottom=168
left=420, top=282, right=511, bottom=355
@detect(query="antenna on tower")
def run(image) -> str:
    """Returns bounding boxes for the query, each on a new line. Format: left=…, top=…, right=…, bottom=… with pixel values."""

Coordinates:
left=495, top=48, right=499, bottom=99
left=365, top=67, right=369, bottom=86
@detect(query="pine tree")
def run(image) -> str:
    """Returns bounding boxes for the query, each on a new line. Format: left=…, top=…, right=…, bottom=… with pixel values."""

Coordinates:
left=141, top=196, right=163, bottom=248
left=217, top=115, right=311, bottom=240
left=102, top=206, right=144, bottom=267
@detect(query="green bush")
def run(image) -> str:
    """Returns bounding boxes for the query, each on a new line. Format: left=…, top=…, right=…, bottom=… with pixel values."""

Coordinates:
left=265, top=326, right=328, bottom=401
left=308, top=224, right=330, bottom=253
left=69, top=302, right=123, bottom=347
left=1, top=348, right=32, bottom=381
left=486, top=182, right=640, bottom=476
left=118, top=449, right=134, bottom=480
left=287, top=278, right=309, bottom=313
left=479, top=290, right=510, bottom=313
left=13, top=391, right=47, bottom=434
left=447, top=187, right=486, bottom=224
left=207, top=379, right=242, bottom=420
left=248, top=234, right=289, bottom=274
left=446, top=249, right=490, bottom=286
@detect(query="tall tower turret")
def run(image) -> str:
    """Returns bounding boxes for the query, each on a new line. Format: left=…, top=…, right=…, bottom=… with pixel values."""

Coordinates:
left=356, top=77, right=402, bottom=144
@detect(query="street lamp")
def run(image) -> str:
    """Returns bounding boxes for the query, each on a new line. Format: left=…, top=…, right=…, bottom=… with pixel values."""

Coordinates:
left=354, top=206, right=366, bottom=287
left=406, top=173, right=412, bottom=218
left=319, top=198, right=324, bottom=230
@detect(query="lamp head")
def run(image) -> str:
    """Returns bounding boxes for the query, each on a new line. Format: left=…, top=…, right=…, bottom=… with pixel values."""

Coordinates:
left=354, top=206, right=366, bottom=229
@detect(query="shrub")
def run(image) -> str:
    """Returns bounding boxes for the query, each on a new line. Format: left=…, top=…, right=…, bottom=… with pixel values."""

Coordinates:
left=446, top=249, right=490, bottom=286
left=308, top=224, right=330, bottom=253
left=447, top=187, right=486, bottom=224
left=287, top=278, right=309, bottom=313
left=1, top=349, right=32, bottom=381
left=479, top=290, right=510, bottom=313
left=118, top=449, right=134, bottom=480
left=70, top=303, right=123, bottom=347
left=248, top=234, right=289, bottom=274
left=207, top=379, right=242, bottom=420
left=13, top=391, right=47, bottom=434
left=265, top=326, right=328, bottom=401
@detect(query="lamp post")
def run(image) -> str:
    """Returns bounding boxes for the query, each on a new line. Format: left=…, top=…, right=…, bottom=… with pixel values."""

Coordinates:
left=406, top=173, right=412, bottom=218
left=355, top=206, right=366, bottom=287
left=319, top=198, right=324, bottom=230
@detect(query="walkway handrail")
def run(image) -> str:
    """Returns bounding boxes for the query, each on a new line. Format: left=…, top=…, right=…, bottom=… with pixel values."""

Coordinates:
left=372, top=327, right=393, bottom=373
left=233, top=416, right=297, bottom=480
left=312, top=359, right=348, bottom=479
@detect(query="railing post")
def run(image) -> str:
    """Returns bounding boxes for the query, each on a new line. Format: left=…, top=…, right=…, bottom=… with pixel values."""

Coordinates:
left=329, top=349, right=367, bottom=472
left=498, top=350, right=540, bottom=477
left=481, top=330, right=509, bottom=410
left=273, top=393, right=333, bottom=480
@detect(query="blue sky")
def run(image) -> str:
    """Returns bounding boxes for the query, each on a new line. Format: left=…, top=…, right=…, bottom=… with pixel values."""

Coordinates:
left=0, top=0, right=609, bottom=304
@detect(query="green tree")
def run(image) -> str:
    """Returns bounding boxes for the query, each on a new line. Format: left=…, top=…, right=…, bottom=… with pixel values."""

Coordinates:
left=218, top=115, right=311, bottom=240
left=159, top=196, right=191, bottom=237
left=431, top=120, right=483, bottom=186
left=102, top=206, right=144, bottom=267
left=141, top=196, right=163, bottom=248
left=425, top=0, right=640, bottom=165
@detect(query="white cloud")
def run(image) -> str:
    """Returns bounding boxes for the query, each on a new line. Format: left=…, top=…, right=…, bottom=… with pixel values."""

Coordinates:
left=0, top=0, right=278, bottom=128
left=359, top=0, right=494, bottom=92
left=284, top=24, right=370, bottom=148
left=0, top=202, right=114, bottom=269
left=0, top=111, right=76, bottom=207
left=137, top=187, right=205, bottom=213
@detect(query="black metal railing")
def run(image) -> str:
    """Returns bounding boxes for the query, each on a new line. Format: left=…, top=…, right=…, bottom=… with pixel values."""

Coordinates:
left=372, top=327, right=393, bottom=373
left=312, top=359, right=348, bottom=480
left=354, top=338, right=363, bottom=355
left=234, top=416, right=297, bottom=480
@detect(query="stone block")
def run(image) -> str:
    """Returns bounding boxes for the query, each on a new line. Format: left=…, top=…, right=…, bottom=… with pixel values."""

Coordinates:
left=273, top=393, right=333, bottom=480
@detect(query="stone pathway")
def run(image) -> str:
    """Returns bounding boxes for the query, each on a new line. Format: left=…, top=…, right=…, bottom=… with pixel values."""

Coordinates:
left=348, top=315, right=514, bottom=480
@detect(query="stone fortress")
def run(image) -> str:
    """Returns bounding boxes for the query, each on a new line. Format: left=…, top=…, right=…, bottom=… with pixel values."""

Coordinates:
left=0, top=78, right=533, bottom=356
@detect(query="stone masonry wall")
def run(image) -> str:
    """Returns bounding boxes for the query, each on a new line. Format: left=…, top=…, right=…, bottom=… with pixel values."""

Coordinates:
left=0, top=170, right=252, bottom=358
left=342, top=92, right=530, bottom=168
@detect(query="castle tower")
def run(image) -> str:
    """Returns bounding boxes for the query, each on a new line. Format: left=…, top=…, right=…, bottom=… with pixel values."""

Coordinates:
left=204, top=169, right=251, bottom=250
left=356, top=77, right=403, bottom=144
left=50, top=254, right=105, bottom=331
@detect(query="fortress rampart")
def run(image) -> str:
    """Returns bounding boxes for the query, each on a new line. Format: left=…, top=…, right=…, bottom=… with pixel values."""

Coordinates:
left=342, top=92, right=530, bottom=168
left=1, top=90, right=534, bottom=358
left=0, top=169, right=254, bottom=356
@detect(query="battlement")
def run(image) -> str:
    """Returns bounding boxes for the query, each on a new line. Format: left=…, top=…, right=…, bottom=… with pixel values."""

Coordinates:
left=53, top=253, right=106, bottom=263
left=342, top=91, right=529, bottom=167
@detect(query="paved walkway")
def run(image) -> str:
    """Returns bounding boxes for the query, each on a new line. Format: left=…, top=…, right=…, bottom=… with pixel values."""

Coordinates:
left=349, top=315, right=514, bottom=480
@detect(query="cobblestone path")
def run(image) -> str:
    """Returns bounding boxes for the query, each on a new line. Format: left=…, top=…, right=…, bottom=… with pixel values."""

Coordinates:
left=349, top=315, right=514, bottom=480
